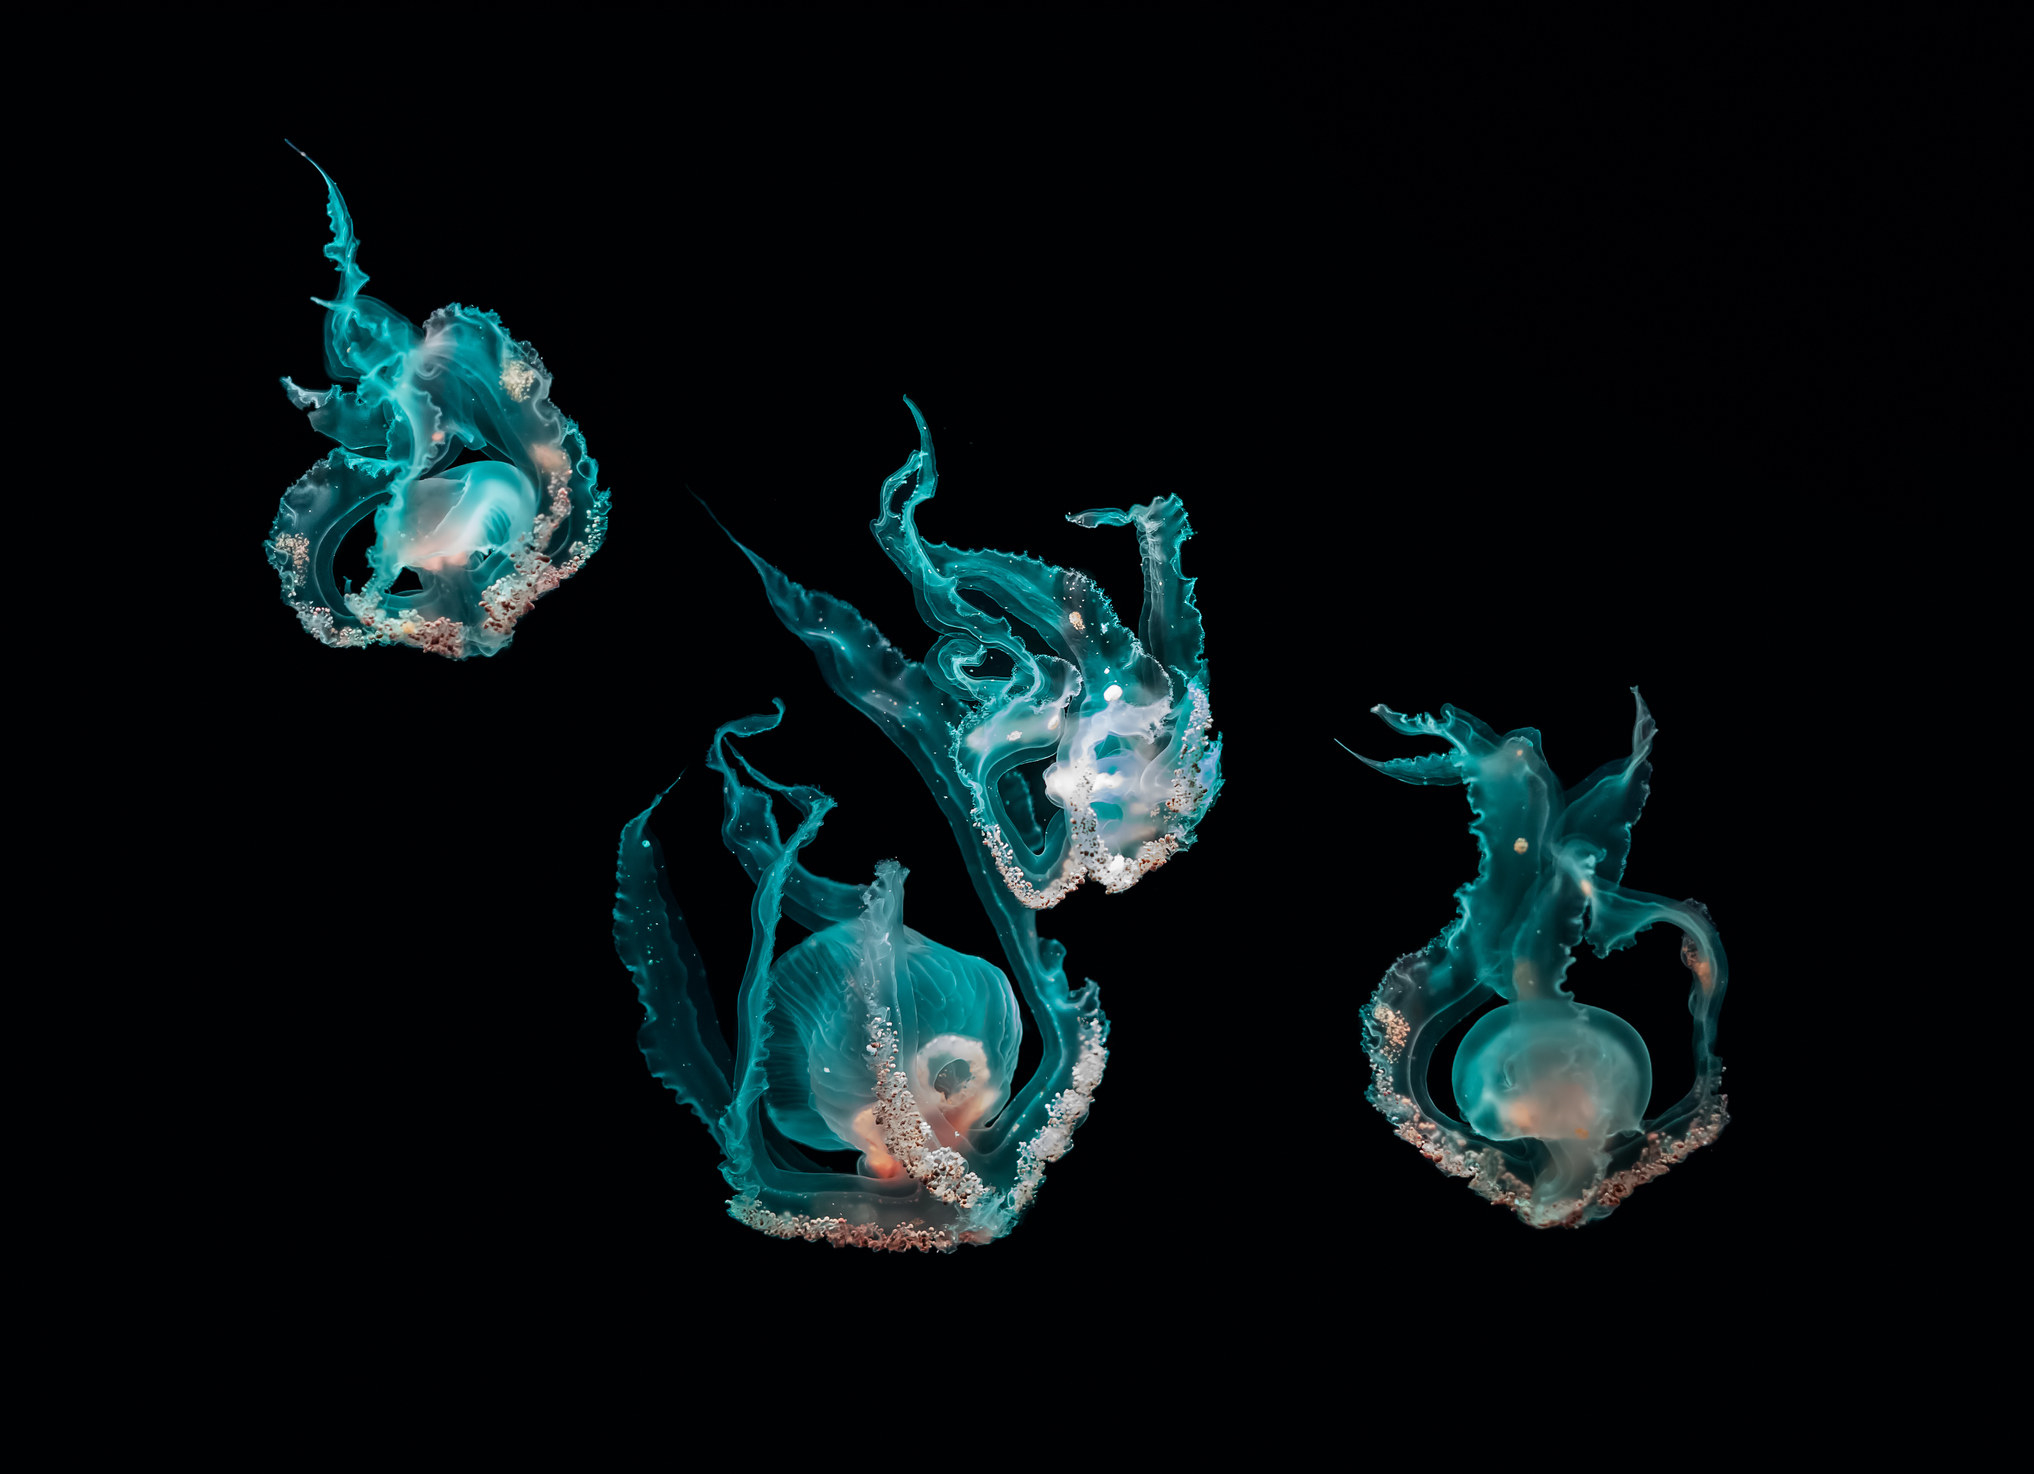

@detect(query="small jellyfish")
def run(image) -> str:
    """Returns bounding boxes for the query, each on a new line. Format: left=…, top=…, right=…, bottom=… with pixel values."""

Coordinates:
left=1345, top=690, right=1729, bottom=1227
left=262, top=144, right=609, bottom=658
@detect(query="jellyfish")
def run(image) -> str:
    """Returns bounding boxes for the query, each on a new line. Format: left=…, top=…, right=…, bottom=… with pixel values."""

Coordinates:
left=614, top=705, right=1106, bottom=1251
left=262, top=144, right=608, bottom=658
left=730, top=397, right=1222, bottom=908
left=1346, top=690, right=1728, bottom=1227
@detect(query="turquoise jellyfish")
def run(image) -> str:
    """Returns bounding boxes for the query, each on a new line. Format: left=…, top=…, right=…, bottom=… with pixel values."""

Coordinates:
left=262, top=144, right=608, bottom=657
left=612, top=401, right=1219, bottom=1248
left=739, top=398, right=1223, bottom=910
left=1347, top=691, right=1728, bottom=1227
left=615, top=707, right=1106, bottom=1251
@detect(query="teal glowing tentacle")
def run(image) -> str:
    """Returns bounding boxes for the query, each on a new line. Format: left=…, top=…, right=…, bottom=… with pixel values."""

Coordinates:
left=615, top=781, right=734, bottom=1133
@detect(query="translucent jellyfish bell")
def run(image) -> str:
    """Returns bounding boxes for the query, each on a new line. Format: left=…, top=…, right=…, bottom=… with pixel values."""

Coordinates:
left=1453, top=1001, right=1652, bottom=1148
left=262, top=145, right=609, bottom=658
left=761, top=883, right=1024, bottom=1170
left=1350, top=690, right=1729, bottom=1228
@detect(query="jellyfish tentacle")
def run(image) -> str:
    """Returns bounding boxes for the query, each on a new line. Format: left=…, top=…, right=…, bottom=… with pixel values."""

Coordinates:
left=1335, top=739, right=1466, bottom=786
left=614, top=782, right=734, bottom=1132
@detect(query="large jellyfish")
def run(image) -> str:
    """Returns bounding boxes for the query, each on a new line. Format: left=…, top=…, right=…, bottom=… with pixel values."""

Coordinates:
left=262, top=144, right=608, bottom=658
left=614, top=707, right=1105, bottom=1251
left=1347, top=691, right=1728, bottom=1227
left=611, top=401, right=1218, bottom=1248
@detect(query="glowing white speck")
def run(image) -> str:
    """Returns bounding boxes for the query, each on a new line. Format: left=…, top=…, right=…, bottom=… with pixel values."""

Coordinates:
left=1103, top=684, right=1123, bottom=702
left=1008, top=729, right=1023, bottom=741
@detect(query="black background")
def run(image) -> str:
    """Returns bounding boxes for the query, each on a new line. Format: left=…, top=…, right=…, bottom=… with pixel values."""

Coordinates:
left=182, top=20, right=1893, bottom=1340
